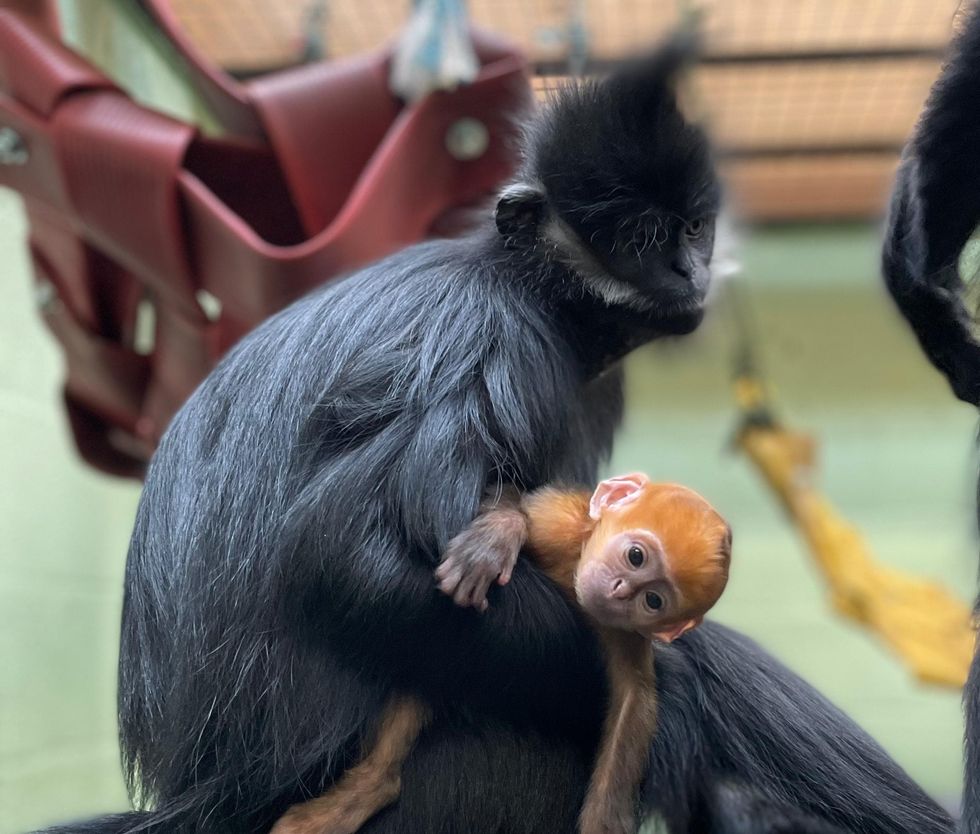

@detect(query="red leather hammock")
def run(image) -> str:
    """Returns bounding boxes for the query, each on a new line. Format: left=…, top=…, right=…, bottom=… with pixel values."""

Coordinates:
left=0, top=2, right=531, bottom=477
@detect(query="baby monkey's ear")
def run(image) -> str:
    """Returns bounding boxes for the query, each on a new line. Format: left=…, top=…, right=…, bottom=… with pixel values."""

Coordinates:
left=588, top=473, right=650, bottom=521
left=720, top=524, right=733, bottom=564
left=652, top=616, right=702, bottom=644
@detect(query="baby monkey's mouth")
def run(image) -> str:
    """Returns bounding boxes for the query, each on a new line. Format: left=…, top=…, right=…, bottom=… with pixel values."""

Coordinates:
left=575, top=571, right=634, bottom=631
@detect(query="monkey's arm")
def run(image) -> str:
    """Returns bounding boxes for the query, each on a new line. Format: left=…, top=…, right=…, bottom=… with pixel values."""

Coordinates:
left=580, top=631, right=658, bottom=834
left=436, top=486, right=592, bottom=609
left=521, top=487, right=592, bottom=592
left=435, top=487, right=526, bottom=611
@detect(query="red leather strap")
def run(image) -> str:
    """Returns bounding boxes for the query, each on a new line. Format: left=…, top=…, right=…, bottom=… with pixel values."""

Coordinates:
left=0, top=6, right=531, bottom=477
left=182, top=33, right=530, bottom=329
left=52, top=93, right=200, bottom=320
left=24, top=200, right=143, bottom=337
left=0, top=10, right=113, bottom=116
left=139, top=305, right=217, bottom=444
left=32, top=245, right=150, bottom=448
left=249, top=53, right=399, bottom=237
left=0, top=1, right=57, bottom=33
left=0, top=95, right=72, bottom=209
left=139, top=0, right=265, bottom=138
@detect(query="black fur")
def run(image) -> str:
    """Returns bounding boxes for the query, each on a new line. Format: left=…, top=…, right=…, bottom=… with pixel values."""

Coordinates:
left=502, top=38, right=718, bottom=344
left=646, top=624, right=951, bottom=834
left=532, top=55, right=718, bottom=237
left=882, top=6, right=980, bottom=833
left=37, top=33, right=952, bottom=834
left=882, top=3, right=980, bottom=406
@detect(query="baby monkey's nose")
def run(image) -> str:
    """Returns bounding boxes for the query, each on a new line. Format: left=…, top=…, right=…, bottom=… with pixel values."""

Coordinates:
left=609, top=578, right=632, bottom=599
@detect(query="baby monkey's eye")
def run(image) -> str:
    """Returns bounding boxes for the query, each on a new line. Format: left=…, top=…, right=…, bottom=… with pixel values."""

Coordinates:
left=684, top=218, right=706, bottom=238
left=644, top=591, right=664, bottom=611
left=627, top=545, right=644, bottom=567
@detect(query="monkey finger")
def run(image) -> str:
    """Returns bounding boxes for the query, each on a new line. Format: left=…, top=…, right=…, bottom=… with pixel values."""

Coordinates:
left=465, top=589, right=489, bottom=611
left=497, top=548, right=521, bottom=584
left=437, top=567, right=464, bottom=597
left=452, top=572, right=481, bottom=608
left=458, top=569, right=494, bottom=610
left=435, top=555, right=465, bottom=579
left=434, top=561, right=457, bottom=583
left=453, top=585, right=477, bottom=609
left=469, top=575, right=495, bottom=610
left=437, top=540, right=468, bottom=571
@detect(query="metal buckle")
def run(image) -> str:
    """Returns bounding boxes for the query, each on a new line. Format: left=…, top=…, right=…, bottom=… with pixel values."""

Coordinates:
left=0, top=126, right=28, bottom=166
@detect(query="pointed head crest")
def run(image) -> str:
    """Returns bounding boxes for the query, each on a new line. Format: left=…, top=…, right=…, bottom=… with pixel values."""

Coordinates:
left=525, top=29, right=718, bottom=225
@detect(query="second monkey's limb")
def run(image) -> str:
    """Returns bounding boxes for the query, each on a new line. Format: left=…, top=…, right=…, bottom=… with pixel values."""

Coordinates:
left=269, top=696, right=430, bottom=834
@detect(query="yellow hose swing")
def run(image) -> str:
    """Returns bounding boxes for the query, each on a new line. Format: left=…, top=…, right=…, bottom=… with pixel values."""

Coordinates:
left=726, top=287, right=976, bottom=688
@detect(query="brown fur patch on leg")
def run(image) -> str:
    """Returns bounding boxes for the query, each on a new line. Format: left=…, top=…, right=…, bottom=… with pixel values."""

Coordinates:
left=269, top=696, right=430, bottom=834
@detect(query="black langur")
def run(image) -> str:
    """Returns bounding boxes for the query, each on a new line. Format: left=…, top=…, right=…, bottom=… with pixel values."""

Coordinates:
left=40, top=33, right=951, bottom=834
left=882, top=4, right=980, bottom=832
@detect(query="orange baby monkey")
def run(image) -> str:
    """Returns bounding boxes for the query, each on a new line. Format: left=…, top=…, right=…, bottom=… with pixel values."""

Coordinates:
left=271, top=474, right=731, bottom=834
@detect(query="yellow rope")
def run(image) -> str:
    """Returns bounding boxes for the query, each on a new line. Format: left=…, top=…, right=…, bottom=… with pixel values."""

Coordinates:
left=733, top=373, right=976, bottom=689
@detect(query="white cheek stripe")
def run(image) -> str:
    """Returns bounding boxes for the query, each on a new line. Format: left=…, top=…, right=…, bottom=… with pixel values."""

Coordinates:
left=540, top=215, right=655, bottom=312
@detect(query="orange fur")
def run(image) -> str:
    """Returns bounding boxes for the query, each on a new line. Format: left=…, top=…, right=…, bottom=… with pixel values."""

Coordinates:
left=522, top=480, right=729, bottom=834
left=522, top=487, right=594, bottom=591
left=610, top=483, right=730, bottom=623
left=524, top=482, right=730, bottom=629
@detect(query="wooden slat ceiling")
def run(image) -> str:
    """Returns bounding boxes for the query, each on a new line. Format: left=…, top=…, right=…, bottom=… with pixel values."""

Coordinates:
left=168, top=0, right=972, bottom=221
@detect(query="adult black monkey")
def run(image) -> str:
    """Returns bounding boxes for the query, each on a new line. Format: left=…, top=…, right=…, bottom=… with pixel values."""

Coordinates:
left=882, top=3, right=980, bottom=832
left=883, top=3, right=980, bottom=406
left=42, top=34, right=950, bottom=834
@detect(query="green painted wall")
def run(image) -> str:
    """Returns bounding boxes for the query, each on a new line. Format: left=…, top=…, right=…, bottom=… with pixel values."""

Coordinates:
left=0, top=196, right=138, bottom=832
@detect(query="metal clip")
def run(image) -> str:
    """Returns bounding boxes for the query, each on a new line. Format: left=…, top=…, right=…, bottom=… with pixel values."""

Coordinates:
left=0, top=126, right=28, bottom=166
left=445, top=118, right=489, bottom=161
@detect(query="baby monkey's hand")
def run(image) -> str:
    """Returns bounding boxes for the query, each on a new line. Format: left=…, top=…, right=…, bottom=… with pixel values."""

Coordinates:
left=435, top=498, right=527, bottom=612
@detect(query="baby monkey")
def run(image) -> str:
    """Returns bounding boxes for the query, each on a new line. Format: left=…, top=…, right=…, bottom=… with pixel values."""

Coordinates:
left=271, top=474, right=731, bottom=834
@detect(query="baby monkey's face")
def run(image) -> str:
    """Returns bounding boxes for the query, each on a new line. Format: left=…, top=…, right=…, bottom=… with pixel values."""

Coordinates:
left=574, top=477, right=731, bottom=643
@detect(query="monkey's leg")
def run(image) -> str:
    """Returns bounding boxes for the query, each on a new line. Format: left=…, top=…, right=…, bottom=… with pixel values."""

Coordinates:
left=579, top=633, right=657, bottom=834
left=270, top=696, right=430, bottom=834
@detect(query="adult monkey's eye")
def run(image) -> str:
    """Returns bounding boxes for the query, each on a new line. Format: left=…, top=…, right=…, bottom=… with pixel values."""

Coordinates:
left=684, top=218, right=705, bottom=238
left=644, top=591, right=663, bottom=611
left=627, top=545, right=644, bottom=567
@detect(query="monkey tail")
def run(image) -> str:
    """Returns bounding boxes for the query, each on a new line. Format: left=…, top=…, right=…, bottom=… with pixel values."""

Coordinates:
left=31, top=812, right=154, bottom=834
left=882, top=1, right=980, bottom=406
left=31, top=795, right=249, bottom=834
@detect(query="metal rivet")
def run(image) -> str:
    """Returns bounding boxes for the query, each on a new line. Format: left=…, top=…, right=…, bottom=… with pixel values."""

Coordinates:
left=33, top=279, right=57, bottom=312
left=0, top=126, right=28, bottom=166
left=196, top=290, right=222, bottom=323
left=134, top=299, right=156, bottom=356
left=445, top=118, right=489, bottom=161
